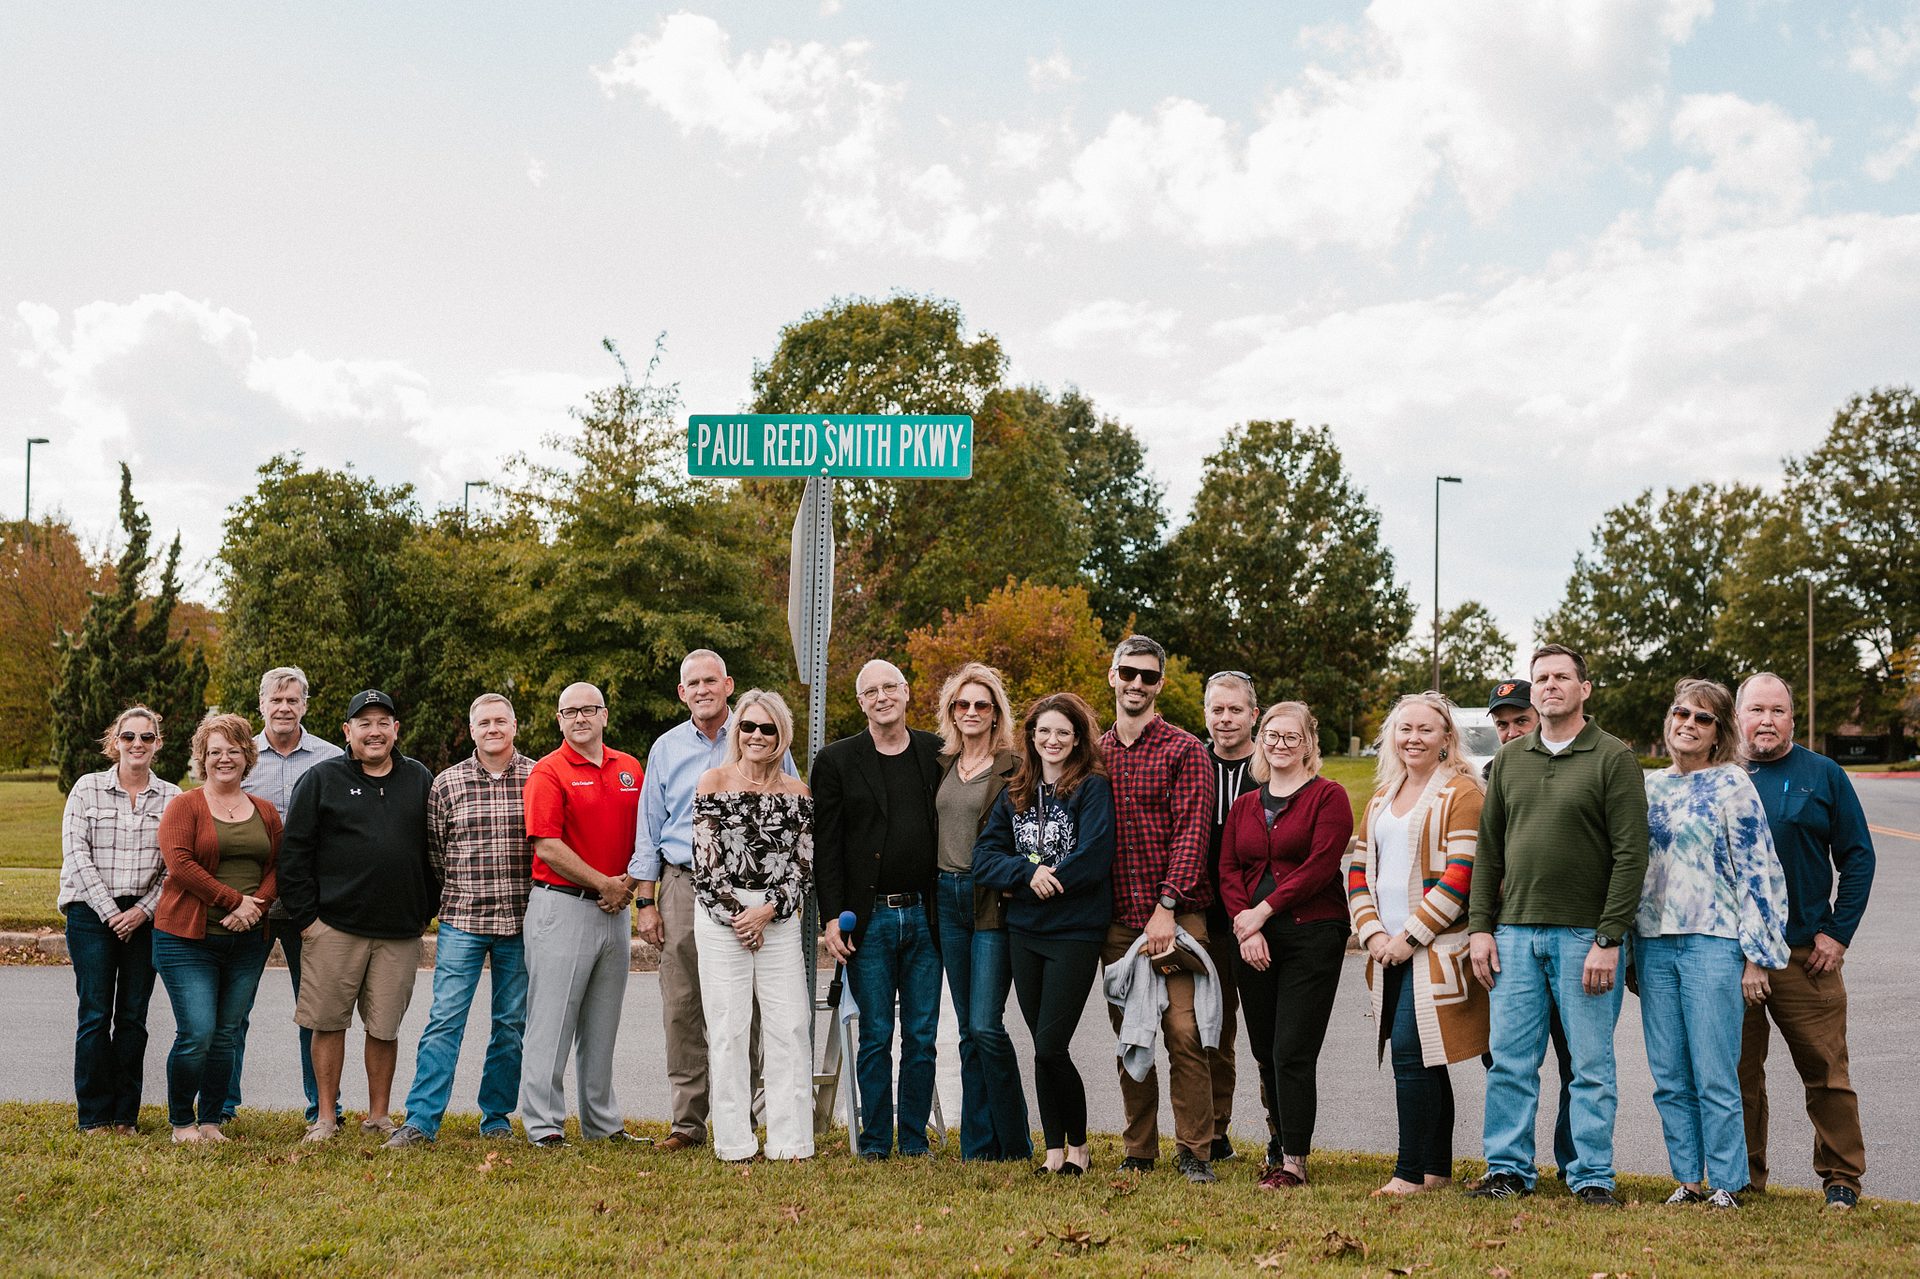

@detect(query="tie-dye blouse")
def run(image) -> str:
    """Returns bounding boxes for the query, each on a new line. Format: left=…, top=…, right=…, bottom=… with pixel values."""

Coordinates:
left=1638, top=763, right=1789, bottom=968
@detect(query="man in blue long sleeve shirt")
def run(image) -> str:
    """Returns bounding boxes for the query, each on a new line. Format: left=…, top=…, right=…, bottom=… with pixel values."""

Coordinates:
left=1735, top=673, right=1875, bottom=1208
left=628, top=650, right=793, bottom=1150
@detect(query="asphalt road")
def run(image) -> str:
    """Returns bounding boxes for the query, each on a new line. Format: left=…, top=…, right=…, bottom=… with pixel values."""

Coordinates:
left=7, top=777, right=1915, bottom=1200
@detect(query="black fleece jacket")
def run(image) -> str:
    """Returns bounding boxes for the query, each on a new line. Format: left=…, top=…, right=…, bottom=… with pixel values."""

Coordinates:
left=277, top=753, right=439, bottom=938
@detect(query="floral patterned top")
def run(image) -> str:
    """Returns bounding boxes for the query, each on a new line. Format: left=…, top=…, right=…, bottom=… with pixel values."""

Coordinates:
left=1638, top=763, right=1789, bottom=967
left=691, top=791, right=813, bottom=926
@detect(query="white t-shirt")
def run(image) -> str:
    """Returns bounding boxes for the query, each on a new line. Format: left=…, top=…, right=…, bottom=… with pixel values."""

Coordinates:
left=1371, top=802, right=1414, bottom=936
left=1540, top=731, right=1577, bottom=755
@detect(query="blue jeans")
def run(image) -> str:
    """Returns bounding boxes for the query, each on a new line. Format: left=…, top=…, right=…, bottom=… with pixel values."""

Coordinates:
left=152, top=928, right=271, bottom=1128
left=1482, top=924, right=1626, bottom=1192
left=934, top=872, right=1031, bottom=1160
left=1383, top=960, right=1454, bottom=1182
left=847, top=898, right=941, bottom=1156
left=65, top=899, right=156, bottom=1130
left=1637, top=932, right=1748, bottom=1189
left=402, top=924, right=529, bottom=1139
left=225, top=916, right=336, bottom=1123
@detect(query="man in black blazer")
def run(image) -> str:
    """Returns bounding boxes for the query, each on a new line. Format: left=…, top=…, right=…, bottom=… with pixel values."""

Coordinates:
left=814, top=658, right=945, bottom=1159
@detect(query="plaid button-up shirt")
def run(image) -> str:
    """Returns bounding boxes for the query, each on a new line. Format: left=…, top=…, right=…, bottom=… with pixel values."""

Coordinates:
left=429, top=751, right=536, bottom=936
left=1100, top=715, right=1216, bottom=929
left=58, top=767, right=181, bottom=920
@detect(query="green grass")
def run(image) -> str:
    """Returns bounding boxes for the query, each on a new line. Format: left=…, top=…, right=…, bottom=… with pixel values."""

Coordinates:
left=0, top=779, right=63, bottom=869
left=0, top=867, right=60, bottom=932
left=0, top=1104, right=1911, bottom=1276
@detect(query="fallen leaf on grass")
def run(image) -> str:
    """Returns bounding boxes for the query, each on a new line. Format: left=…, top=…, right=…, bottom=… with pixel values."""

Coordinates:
left=1474, top=1238, right=1508, bottom=1250
left=474, top=1151, right=503, bottom=1173
left=1487, top=1267, right=1512, bottom=1279
left=938, top=1205, right=952, bottom=1216
left=781, top=1204, right=804, bottom=1225
left=1320, top=1229, right=1368, bottom=1260
left=359, top=1149, right=376, bottom=1160
left=1044, top=1227, right=1108, bottom=1256
left=1387, top=1266, right=1423, bottom=1275
left=1252, top=1251, right=1287, bottom=1270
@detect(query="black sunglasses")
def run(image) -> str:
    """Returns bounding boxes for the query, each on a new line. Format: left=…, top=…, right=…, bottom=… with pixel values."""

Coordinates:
left=1115, top=664, right=1163, bottom=686
left=736, top=719, right=780, bottom=738
left=950, top=698, right=995, bottom=714
left=1669, top=706, right=1717, bottom=726
left=117, top=731, right=158, bottom=744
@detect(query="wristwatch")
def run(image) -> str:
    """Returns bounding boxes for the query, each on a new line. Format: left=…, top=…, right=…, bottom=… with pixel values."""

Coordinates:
left=1593, top=933, right=1620, bottom=949
left=1158, top=893, right=1179, bottom=912
left=634, top=897, right=657, bottom=910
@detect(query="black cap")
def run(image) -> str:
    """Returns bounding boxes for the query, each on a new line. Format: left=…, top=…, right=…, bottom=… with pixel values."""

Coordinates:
left=346, top=689, right=398, bottom=719
left=1487, top=680, right=1532, bottom=712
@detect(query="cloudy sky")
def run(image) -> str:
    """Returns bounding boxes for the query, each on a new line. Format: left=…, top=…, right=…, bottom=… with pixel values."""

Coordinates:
left=5, top=1, right=1920, bottom=653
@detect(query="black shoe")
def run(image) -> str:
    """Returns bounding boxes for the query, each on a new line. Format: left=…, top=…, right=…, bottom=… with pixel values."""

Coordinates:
left=1662, top=1185, right=1705, bottom=1205
left=1825, top=1184, right=1859, bottom=1210
left=1575, top=1185, right=1622, bottom=1208
left=1706, top=1188, right=1741, bottom=1209
left=533, top=1134, right=569, bottom=1149
left=858, top=1150, right=889, bottom=1162
left=1466, top=1172, right=1534, bottom=1200
left=1061, top=1158, right=1088, bottom=1177
left=1031, top=1163, right=1053, bottom=1177
left=1118, top=1155, right=1155, bottom=1173
left=1175, top=1150, right=1217, bottom=1185
left=1209, top=1136, right=1236, bottom=1163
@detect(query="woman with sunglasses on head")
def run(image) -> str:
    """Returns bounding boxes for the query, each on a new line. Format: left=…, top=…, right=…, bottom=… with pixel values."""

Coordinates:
left=1220, top=700, right=1353, bottom=1189
left=57, top=705, right=182, bottom=1135
left=1345, top=692, right=1488, bottom=1196
left=931, top=662, right=1031, bottom=1162
left=972, top=692, right=1115, bottom=1176
left=1637, top=678, right=1788, bottom=1209
left=691, top=689, right=815, bottom=1161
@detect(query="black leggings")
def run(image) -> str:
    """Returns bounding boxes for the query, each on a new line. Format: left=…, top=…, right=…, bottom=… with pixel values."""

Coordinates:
left=1009, top=932, right=1102, bottom=1150
left=1235, top=917, right=1348, bottom=1159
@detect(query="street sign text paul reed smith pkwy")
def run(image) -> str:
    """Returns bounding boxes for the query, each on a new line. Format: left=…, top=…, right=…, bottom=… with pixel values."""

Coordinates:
left=686, top=414, right=973, bottom=479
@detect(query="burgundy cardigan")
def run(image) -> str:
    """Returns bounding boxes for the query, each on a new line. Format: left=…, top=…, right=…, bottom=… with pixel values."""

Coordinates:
left=1217, top=774, right=1353, bottom=925
left=154, top=788, right=282, bottom=940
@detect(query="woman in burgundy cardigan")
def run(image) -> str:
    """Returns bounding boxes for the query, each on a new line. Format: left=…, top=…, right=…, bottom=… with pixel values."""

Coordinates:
left=152, top=712, right=283, bottom=1143
left=1219, top=700, right=1354, bottom=1189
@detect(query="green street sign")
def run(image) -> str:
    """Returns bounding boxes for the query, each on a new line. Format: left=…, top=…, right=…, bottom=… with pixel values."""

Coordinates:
left=687, top=414, right=973, bottom=478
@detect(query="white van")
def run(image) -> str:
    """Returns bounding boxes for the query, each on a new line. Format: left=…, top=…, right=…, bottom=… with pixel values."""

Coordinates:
left=1452, top=707, right=1502, bottom=776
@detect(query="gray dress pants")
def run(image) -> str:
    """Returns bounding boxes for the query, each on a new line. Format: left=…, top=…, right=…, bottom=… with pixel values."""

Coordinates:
left=519, top=887, right=630, bottom=1142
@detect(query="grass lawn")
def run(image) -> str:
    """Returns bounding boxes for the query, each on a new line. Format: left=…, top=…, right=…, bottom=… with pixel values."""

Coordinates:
left=0, top=778, right=63, bottom=870
left=2, top=1104, right=1912, bottom=1277
left=0, top=867, right=60, bottom=932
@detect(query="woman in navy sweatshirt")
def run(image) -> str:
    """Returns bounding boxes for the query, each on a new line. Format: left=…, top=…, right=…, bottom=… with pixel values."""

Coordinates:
left=972, top=692, right=1115, bottom=1176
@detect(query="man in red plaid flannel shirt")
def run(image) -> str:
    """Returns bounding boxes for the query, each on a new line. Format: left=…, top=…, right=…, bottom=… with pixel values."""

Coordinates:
left=1099, top=634, right=1219, bottom=1183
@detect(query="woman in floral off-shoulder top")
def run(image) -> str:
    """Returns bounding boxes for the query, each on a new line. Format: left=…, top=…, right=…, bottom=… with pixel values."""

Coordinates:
left=1637, top=677, right=1788, bottom=1210
left=691, top=688, right=814, bottom=1162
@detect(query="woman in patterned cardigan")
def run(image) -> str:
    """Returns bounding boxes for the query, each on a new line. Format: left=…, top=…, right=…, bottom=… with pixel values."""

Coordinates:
left=1345, top=691, right=1490, bottom=1196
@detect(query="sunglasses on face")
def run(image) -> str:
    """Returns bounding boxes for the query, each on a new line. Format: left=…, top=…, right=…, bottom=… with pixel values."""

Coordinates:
left=950, top=699, right=994, bottom=714
left=1115, top=664, right=1163, bottom=686
left=118, top=731, right=158, bottom=744
left=1669, top=706, right=1717, bottom=726
left=736, top=719, right=780, bottom=739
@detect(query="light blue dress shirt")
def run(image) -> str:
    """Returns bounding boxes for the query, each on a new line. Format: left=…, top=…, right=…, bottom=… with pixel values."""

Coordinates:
left=243, top=727, right=344, bottom=819
left=629, top=716, right=797, bottom=882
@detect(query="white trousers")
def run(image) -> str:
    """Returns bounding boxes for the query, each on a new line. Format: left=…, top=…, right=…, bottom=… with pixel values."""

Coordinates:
left=694, top=890, right=814, bottom=1161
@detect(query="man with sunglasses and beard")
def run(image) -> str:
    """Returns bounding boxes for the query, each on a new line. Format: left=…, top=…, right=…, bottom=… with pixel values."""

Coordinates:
left=1101, top=635, right=1218, bottom=1184
left=629, top=650, right=795, bottom=1153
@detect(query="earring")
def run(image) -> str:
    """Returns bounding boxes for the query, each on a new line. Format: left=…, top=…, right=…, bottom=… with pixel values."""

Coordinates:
left=1440, top=748, right=1449, bottom=760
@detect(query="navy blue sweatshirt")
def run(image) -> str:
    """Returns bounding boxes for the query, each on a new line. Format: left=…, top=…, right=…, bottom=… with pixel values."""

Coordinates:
left=277, top=753, right=439, bottom=938
left=971, top=773, right=1115, bottom=941
left=1743, top=745, right=1875, bottom=948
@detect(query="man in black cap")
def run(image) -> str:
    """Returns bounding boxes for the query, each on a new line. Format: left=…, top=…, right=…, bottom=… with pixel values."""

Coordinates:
left=277, top=689, right=439, bottom=1142
left=1483, top=678, right=1573, bottom=1182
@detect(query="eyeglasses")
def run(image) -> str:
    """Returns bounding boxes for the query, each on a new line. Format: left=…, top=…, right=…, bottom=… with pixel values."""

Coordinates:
left=1669, top=706, right=1717, bottom=726
left=1205, top=670, right=1253, bottom=685
left=950, top=698, right=994, bottom=714
left=557, top=705, right=605, bottom=721
left=1114, top=664, right=1163, bottom=686
left=118, top=731, right=158, bottom=744
left=1260, top=731, right=1306, bottom=748
left=858, top=680, right=905, bottom=700
left=736, top=719, right=779, bottom=738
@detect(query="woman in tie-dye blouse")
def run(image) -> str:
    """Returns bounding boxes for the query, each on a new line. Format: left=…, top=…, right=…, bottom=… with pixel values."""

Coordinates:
left=1637, top=677, right=1788, bottom=1210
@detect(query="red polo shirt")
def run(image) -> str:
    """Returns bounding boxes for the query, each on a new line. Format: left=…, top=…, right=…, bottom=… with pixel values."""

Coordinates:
left=524, top=741, right=643, bottom=887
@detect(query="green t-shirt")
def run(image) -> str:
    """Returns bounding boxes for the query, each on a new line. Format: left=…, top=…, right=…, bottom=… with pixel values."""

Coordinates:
left=206, top=812, right=269, bottom=937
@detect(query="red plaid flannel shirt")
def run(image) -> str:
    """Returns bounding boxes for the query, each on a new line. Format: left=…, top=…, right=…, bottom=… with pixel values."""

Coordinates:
left=1100, top=715, right=1216, bottom=928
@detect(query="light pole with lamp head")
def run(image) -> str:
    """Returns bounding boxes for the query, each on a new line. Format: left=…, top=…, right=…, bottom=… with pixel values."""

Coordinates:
left=1433, top=475, right=1463, bottom=692
left=463, top=479, right=490, bottom=528
left=24, top=437, right=48, bottom=525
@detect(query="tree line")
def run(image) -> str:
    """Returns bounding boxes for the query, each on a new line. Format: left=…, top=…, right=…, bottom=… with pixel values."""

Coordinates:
left=12, top=296, right=1915, bottom=784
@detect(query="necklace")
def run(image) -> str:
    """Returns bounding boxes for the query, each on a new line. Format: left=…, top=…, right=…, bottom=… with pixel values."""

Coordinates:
left=738, top=766, right=779, bottom=792
left=206, top=788, right=251, bottom=821
left=956, top=751, right=993, bottom=782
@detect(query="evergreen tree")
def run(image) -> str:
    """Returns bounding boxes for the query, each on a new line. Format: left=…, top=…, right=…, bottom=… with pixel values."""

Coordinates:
left=51, top=465, right=209, bottom=788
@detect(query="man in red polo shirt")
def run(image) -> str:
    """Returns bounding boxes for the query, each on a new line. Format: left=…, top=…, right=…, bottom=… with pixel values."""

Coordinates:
left=518, top=682, right=644, bottom=1147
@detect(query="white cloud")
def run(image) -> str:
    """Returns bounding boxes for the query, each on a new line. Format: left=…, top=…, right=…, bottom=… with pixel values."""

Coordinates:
left=1847, top=10, right=1920, bottom=83
left=1027, top=52, right=1076, bottom=90
left=1652, top=94, right=1829, bottom=235
left=591, top=12, right=856, bottom=146
left=526, top=156, right=547, bottom=187
left=989, top=125, right=1051, bottom=171
left=1035, top=0, right=1711, bottom=249
left=1044, top=300, right=1187, bottom=359
left=819, top=0, right=843, bottom=16
left=1866, top=86, right=1920, bottom=181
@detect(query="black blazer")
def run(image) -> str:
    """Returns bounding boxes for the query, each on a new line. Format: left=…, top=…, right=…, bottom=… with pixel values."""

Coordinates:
left=813, top=726, right=944, bottom=942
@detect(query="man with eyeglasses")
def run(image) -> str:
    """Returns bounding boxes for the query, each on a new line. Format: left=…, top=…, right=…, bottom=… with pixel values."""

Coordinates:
left=519, top=683, right=645, bottom=1147
left=1733, top=672, right=1874, bottom=1210
left=1467, top=645, right=1648, bottom=1207
left=1201, top=671, right=1263, bottom=1164
left=813, top=659, right=945, bottom=1159
left=1101, top=635, right=1218, bottom=1183
left=629, top=650, right=795, bottom=1152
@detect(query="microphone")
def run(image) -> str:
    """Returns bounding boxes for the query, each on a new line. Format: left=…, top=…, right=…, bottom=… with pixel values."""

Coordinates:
left=837, top=910, right=857, bottom=933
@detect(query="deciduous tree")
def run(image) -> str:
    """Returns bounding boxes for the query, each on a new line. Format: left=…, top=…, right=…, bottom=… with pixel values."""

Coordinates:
left=0, top=520, right=108, bottom=768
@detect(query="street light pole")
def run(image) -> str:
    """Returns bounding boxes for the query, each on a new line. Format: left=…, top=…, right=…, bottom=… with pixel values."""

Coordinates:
left=463, top=479, right=490, bottom=528
left=1807, top=577, right=1815, bottom=752
left=1433, top=475, right=1462, bottom=692
left=24, top=437, right=48, bottom=524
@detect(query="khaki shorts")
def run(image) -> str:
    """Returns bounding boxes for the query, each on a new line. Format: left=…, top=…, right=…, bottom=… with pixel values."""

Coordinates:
left=292, top=919, right=421, bottom=1040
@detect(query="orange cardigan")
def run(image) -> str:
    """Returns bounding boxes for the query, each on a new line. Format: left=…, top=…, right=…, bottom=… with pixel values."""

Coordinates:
left=154, top=789, right=283, bottom=940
